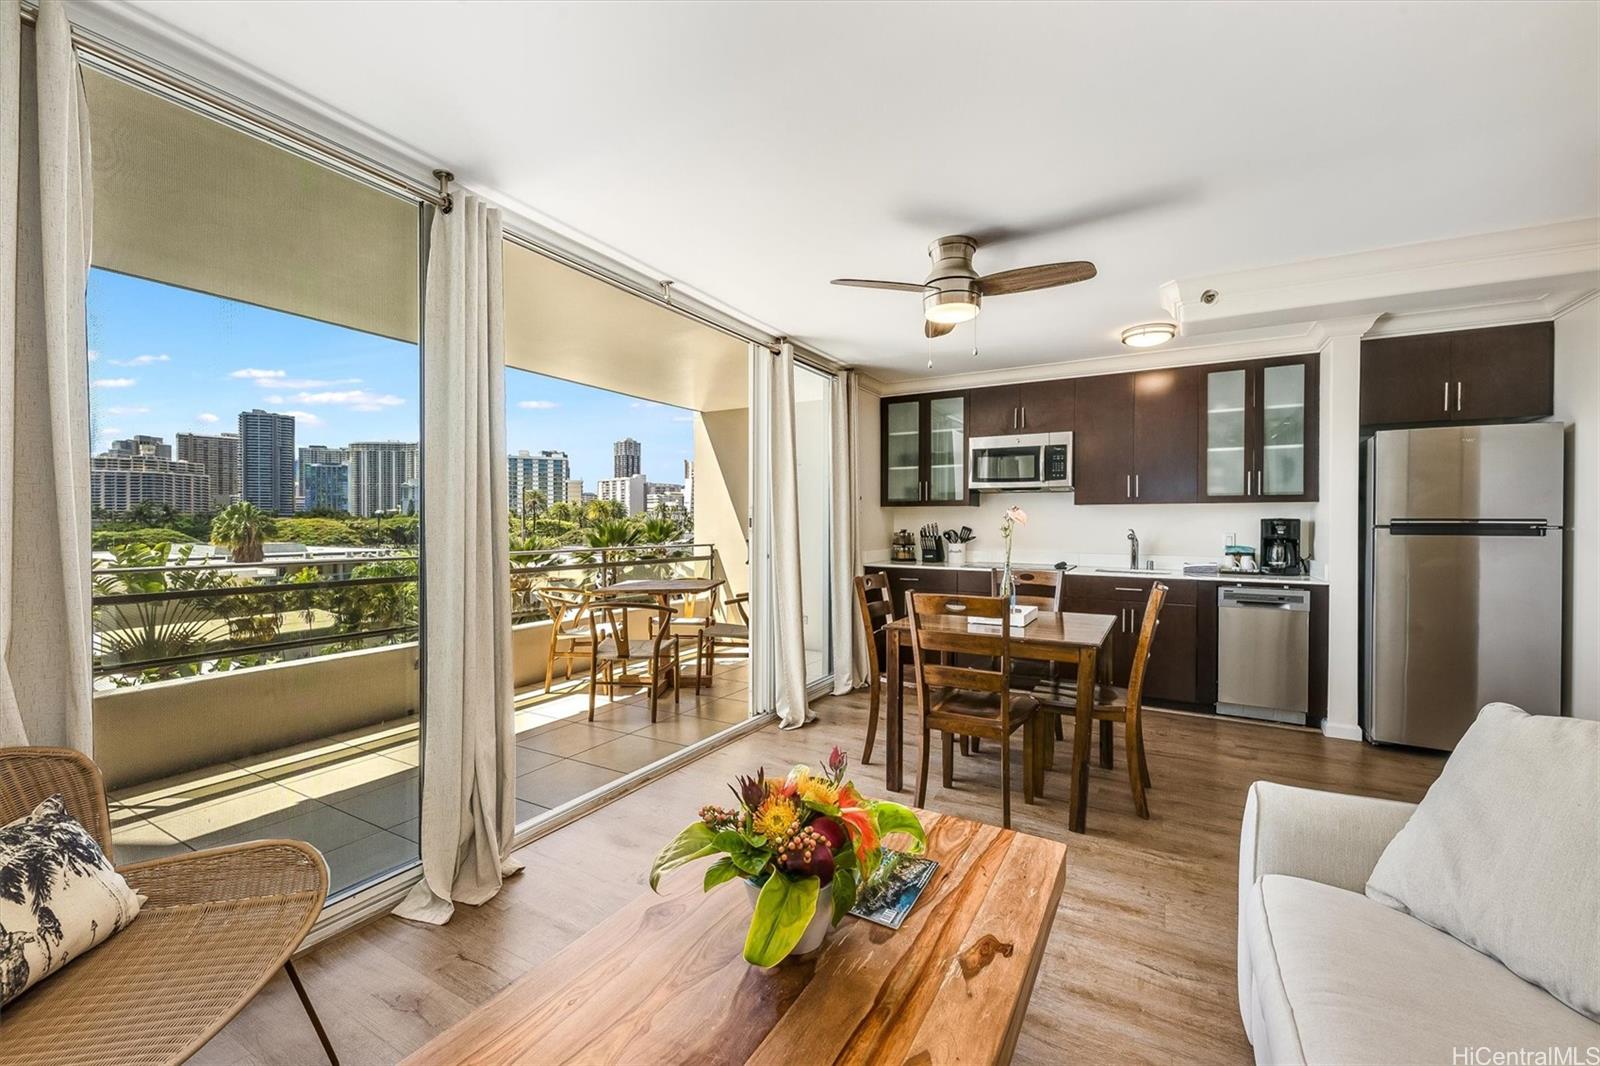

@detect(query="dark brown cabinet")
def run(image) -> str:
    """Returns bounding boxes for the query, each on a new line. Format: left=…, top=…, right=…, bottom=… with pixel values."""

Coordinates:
left=969, top=380, right=1074, bottom=437
left=1072, top=369, right=1200, bottom=503
left=880, top=391, right=969, bottom=506
left=1360, top=322, right=1552, bottom=427
left=1065, top=576, right=1198, bottom=703
left=1200, top=354, right=1319, bottom=502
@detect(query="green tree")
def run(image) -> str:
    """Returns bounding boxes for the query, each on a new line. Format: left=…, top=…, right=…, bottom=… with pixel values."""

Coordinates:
left=584, top=498, right=626, bottom=524
left=518, top=488, right=548, bottom=537
left=210, top=501, right=275, bottom=563
left=636, top=514, right=683, bottom=546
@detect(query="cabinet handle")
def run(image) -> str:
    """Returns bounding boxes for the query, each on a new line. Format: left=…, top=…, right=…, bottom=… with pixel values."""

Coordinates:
left=1444, top=381, right=1450, bottom=412
left=1456, top=381, right=1462, bottom=412
left=1114, top=587, right=1143, bottom=593
left=1126, top=474, right=1132, bottom=499
left=1135, top=473, right=1140, bottom=498
left=1013, top=407, right=1018, bottom=430
left=901, top=578, right=920, bottom=584
left=1021, top=406, right=1026, bottom=430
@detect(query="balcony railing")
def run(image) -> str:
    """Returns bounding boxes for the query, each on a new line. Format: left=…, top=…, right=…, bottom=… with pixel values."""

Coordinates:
left=92, top=541, right=719, bottom=687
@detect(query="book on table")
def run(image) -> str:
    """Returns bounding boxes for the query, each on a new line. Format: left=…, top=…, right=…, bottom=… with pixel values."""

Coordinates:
left=968, top=604, right=1039, bottom=628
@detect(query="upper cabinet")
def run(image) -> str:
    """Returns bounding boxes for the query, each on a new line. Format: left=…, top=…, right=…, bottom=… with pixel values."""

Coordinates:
left=1201, top=354, right=1319, bottom=502
left=1074, top=368, right=1200, bottom=503
left=880, top=391, right=969, bottom=507
left=969, top=380, right=1074, bottom=436
left=1360, top=323, right=1553, bottom=428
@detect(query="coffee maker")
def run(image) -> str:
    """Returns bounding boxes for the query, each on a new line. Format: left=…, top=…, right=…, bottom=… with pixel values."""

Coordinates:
left=1260, top=518, right=1306, bottom=575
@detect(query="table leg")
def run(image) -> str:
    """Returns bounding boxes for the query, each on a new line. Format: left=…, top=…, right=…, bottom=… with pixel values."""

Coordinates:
left=1069, top=646, right=1096, bottom=834
left=886, top=627, right=904, bottom=792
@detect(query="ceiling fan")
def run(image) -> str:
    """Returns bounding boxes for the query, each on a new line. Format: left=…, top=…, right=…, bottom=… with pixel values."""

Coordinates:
left=832, top=235, right=1096, bottom=338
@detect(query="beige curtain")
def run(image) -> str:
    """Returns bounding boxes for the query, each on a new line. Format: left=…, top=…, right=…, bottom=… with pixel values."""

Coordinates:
left=0, top=0, right=94, bottom=750
left=770, top=342, right=812, bottom=729
left=830, top=369, right=863, bottom=695
left=395, top=193, right=521, bottom=924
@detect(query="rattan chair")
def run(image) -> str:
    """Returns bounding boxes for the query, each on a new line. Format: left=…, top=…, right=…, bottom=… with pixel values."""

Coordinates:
left=0, top=747, right=337, bottom=1066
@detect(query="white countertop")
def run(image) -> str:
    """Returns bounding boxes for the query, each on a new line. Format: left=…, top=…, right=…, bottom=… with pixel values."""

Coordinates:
left=865, top=555, right=1327, bottom=586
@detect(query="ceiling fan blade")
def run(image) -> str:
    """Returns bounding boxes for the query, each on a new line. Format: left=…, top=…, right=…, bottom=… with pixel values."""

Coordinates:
left=831, top=278, right=928, bottom=293
left=979, top=261, right=1097, bottom=296
left=925, top=319, right=955, bottom=339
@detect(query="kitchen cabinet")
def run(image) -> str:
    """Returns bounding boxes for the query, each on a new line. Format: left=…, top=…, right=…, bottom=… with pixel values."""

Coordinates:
left=969, top=380, right=1075, bottom=437
left=1360, top=322, right=1552, bottom=427
left=1065, top=575, right=1198, bottom=703
left=1200, top=354, right=1319, bottom=502
left=1072, top=369, right=1200, bottom=504
left=880, top=391, right=969, bottom=506
left=864, top=565, right=990, bottom=617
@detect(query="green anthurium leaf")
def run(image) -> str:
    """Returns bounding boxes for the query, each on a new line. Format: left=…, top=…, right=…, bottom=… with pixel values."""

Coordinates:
left=744, top=873, right=820, bottom=968
left=649, top=821, right=717, bottom=892
left=713, top=828, right=772, bottom=875
left=703, top=856, right=740, bottom=892
left=872, top=801, right=927, bottom=853
left=830, top=866, right=858, bottom=925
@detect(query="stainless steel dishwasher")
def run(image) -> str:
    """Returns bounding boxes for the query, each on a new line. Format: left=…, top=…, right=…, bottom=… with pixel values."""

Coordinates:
left=1217, top=586, right=1311, bottom=725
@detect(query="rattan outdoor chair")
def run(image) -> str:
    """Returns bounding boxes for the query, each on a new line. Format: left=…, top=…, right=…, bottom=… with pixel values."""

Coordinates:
left=0, top=747, right=338, bottom=1066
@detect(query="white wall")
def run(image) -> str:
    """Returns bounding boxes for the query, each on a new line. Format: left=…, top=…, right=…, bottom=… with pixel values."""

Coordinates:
left=1311, top=331, right=1366, bottom=741
left=1554, top=296, right=1599, bottom=720
left=693, top=408, right=750, bottom=595
left=854, top=383, right=889, bottom=558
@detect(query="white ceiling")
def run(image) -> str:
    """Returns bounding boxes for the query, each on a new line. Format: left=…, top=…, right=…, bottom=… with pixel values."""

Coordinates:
left=113, top=1, right=1599, bottom=378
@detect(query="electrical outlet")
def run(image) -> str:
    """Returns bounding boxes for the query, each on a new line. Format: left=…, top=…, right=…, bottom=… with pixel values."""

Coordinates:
left=1224, top=531, right=1236, bottom=550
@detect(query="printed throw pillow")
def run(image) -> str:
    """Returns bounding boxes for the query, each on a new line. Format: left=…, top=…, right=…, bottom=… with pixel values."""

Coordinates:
left=0, top=795, right=143, bottom=1006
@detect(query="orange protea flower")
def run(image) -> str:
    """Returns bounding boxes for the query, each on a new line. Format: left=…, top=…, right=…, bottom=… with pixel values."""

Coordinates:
left=837, top=784, right=879, bottom=862
left=752, top=795, right=800, bottom=840
left=797, top=775, right=840, bottom=809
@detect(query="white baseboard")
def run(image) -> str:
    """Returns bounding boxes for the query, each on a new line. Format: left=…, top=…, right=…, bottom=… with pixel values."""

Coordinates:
left=1320, top=718, right=1365, bottom=742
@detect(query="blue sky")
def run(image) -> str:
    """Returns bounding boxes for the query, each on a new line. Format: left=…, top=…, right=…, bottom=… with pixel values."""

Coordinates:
left=87, top=269, right=693, bottom=487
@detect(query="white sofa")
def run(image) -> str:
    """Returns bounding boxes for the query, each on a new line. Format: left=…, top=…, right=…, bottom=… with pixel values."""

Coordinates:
left=1237, top=781, right=1600, bottom=1065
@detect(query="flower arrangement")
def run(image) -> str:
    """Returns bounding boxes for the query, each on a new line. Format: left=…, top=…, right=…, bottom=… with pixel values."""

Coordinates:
left=649, top=746, right=926, bottom=967
left=998, top=505, right=1028, bottom=599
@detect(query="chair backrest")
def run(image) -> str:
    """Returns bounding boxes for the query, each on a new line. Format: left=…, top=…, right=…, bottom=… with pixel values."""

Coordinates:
left=907, top=593, right=1013, bottom=708
left=0, top=747, right=114, bottom=856
left=854, top=573, right=893, bottom=675
left=586, top=595, right=675, bottom=658
left=996, top=566, right=1065, bottom=610
left=717, top=582, right=750, bottom=626
left=1125, top=582, right=1170, bottom=711
left=536, top=585, right=592, bottom=630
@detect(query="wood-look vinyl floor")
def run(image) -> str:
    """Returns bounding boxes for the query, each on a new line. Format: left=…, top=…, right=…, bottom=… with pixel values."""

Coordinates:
left=193, top=690, right=1445, bottom=1066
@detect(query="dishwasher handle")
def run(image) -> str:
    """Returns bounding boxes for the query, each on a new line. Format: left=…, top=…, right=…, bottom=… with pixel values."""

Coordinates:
left=1217, top=587, right=1311, bottom=611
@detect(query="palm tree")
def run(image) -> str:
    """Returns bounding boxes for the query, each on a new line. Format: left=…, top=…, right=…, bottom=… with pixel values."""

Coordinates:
left=519, top=488, right=547, bottom=536
left=584, top=498, right=627, bottom=525
left=637, top=514, right=683, bottom=546
left=210, top=501, right=274, bottom=563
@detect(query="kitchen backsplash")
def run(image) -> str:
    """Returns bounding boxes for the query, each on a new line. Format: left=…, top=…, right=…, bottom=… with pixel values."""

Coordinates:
left=886, top=493, right=1318, bottom=565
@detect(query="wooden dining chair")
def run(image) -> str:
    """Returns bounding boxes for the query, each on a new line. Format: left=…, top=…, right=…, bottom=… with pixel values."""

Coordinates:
left=854, top=572, right=896, bottom=764
left=535, top=585, right=600, bottom=693
left=990, top=567, right=1068, bottom=743
left=908, top=593, right=1043, bottom=829
left=585, top=596, right=681, bottom=722
left=1038, top=582, right=1166, bottom=818
left=697, top=584, right=750, bottom=688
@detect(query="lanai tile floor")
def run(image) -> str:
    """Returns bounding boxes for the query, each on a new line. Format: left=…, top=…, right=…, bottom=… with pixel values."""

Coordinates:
left=107, top=658, right=751, bottom=897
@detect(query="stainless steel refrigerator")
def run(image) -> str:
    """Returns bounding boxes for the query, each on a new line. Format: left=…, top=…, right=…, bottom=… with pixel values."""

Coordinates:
left=1363, top=422, right=1565, bottom=750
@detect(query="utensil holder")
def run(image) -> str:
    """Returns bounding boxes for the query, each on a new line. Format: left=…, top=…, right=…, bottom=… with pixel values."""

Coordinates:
left=944, top=544, right=966, bottom=568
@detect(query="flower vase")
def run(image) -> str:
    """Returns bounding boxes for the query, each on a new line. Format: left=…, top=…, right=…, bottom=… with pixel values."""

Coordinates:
left=999, top=563, right=1015, bottom=606
left=744, top=880, right=834, bottom=960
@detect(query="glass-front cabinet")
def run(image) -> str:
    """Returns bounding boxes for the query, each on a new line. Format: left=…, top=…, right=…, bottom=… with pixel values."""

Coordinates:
left=880, top=391, right=969, bottom=506
left=1201, top=354, right=1318, bottom=502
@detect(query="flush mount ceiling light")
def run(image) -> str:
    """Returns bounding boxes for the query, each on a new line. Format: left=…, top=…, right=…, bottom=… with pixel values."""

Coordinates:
left=1121, top=322, right=1178, bottom=348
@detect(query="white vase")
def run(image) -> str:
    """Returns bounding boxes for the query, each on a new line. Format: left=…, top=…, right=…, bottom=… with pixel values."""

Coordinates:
left=744, top=880, right=834, bottom=960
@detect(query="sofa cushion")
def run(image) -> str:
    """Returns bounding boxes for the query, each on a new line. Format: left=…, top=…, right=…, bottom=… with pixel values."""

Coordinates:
left=0, top=795, right=143, bottom=1005
left=1244, top=874, right=1600, bottom=1065
left=1365, top=703, right=1599, bottom=1020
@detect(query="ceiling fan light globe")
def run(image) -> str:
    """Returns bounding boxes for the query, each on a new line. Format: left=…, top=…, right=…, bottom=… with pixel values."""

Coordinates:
left=924, top=286, right=981, bottom=325
left=1120, top=322, right=1178, bottom=348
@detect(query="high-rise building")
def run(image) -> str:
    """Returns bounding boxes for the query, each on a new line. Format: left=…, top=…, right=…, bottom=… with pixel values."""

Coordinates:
left=296, top=445, right=350, bottom=512
left=683, top=459, right=694, bottom=513
left=597, top=473, right=646, bottom=516
left=348, top=441, right=419, bottom=517
left=106, top=434, right=171, bottom=461
left=90, top=449, right=210, bottom=514
left=613, top=437, right=642, bottom=478
left=645, top=483, right=686, bottom=515
left=176, top=431, right=240, bottom=511
left=507, top=449, right=570, bottom=514
left=565, top=478, right=584, bottom=503
left=238, top=410, right=295, bottom=514
left=301, top=462, right=350, bottom=513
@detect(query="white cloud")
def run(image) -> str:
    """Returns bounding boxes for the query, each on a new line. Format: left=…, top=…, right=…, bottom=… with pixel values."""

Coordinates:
left=271, top=377, right=360, bottom=389
left=281, top=410, right=324, bottom=426
left=91, top=377, right=136, bottom=389
left=110, top=353, right=170, bottom=367
left=229, top=368, right=284, bottom=380
left=104, top=405, right=150, bottom=416
left=196, top=413, right=220, bottom=424
left=264, top=395, right=286, bottom=404
left=517, top=400, right=559, bottom=410
left=291, top=389, right=405, bottom=412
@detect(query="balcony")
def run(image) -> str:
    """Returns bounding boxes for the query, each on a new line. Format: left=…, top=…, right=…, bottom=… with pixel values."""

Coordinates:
left=95, top=542, right=751, bottom=896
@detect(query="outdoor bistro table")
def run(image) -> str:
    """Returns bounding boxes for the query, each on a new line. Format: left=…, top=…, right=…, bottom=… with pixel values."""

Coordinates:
left=595, top=577, right=728, bottom=688
left=884, top=610, right=1119, bottom=834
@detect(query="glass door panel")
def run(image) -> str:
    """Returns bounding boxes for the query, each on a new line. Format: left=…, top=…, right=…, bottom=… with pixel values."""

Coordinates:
left=1261, top=363, right=1306, bottom=496
left=926, top=395, right=966, bottom=502
left=792, top=366, right=834, bottom=687
left=1205, top=368, right=1247, bottom=496
left=884, top=399, right=922, bottom=504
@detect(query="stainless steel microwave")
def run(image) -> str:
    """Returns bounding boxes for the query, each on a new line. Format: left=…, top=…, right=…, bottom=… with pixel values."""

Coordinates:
left=969, top=432, right=1073, bottom=491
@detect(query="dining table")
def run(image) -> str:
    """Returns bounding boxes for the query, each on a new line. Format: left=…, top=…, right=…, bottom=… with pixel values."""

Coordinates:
left=596, top=577, right=727, bottom=687
left=884, top=610, right=1119, bottom=834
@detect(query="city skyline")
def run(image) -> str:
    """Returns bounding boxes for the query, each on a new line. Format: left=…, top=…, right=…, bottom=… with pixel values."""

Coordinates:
left=88, top=268, right=696, bottom=491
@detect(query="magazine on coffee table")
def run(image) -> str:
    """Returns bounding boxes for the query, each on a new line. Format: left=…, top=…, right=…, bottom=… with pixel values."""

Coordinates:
left=849, top=849, right=940, bottom=929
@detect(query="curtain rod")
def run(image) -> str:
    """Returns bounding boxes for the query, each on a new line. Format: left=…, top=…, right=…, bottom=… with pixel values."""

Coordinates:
left=21, top=3, right=847, bottom=370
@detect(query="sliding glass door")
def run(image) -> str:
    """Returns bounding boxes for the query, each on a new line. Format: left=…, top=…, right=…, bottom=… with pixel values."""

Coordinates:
left=792, top=364, right=835, bottom=690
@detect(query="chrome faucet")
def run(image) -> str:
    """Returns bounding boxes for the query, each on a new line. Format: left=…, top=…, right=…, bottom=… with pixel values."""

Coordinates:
left=1127, top=528, right=1140, bottom=570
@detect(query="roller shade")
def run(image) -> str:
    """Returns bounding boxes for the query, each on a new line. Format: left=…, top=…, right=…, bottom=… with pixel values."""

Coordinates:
left=83, top=69, right=419, bottom=343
